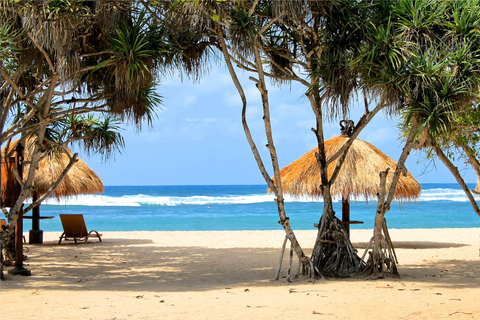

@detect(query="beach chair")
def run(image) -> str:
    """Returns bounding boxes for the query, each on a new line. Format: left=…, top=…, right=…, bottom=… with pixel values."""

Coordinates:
left=1, top=218, right=26, bottom=243
left=58, top=214, right=102, bottom=244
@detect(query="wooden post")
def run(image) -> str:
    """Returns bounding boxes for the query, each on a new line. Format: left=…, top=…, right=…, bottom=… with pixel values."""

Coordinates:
left=341, top=195, right=363, bottom=239
left=342, top=195, right=350, bottom=238
left=9, top=143, right=30, bottom=276
left=14, top=206, right=24, bottom=268
left=32, top=191, right=40, bottom=231
left=28, top=190, right=43, bottom=244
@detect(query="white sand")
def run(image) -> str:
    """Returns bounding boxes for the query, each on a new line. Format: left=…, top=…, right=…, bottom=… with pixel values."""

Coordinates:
left=2, top=228, right=480, bottom=319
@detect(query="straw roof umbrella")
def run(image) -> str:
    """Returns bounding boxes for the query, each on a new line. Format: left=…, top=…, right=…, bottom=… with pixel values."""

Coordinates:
left=1, top=139, right=103, bottom=245
left=1, top=139, right=103, bottom=201
left=273, top=131, right=421, bottom=236
left=25, top=148, right=103, bottom=199
left=1, top=138, right=104, bottom=272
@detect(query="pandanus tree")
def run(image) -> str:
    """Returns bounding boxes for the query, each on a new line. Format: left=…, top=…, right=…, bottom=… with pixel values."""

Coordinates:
left=399, top=0, right=480, bottom=220
left=159, top=0, right=401, bottom=277
left=348, top=1, right=419, bottom=277
left=152, top=0, right=480, bottom=279
left=0, top=1, right=168, bottom=278
left=448, top=107, right=480, bottom=195
left=352, top=0, right=480, bottom=276
left=347, top=0, right=452, bottom=277
left=152, top=0, right=314, bottom=278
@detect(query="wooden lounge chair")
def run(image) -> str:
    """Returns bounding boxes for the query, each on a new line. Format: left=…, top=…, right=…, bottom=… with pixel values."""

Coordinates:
left=58, top=214, right=102, bottom=244
left=1, top=218, right=26, bottom=243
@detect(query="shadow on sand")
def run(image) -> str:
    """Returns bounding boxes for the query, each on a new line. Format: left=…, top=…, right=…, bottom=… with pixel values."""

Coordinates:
left=352, top=241, right=468, bottom=249
left=3, top=237, right=479, bottom=292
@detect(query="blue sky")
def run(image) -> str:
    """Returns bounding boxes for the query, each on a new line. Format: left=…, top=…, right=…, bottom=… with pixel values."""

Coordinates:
left=74, top=66, right=476, bottom=186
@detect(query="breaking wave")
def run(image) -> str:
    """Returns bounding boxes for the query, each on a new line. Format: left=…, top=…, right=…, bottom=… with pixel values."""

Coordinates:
left=40, top=187, right=474, bottom=207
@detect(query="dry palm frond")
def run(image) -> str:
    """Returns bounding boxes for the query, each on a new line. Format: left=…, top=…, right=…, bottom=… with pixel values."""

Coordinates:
left=265, top=42, right=292, bottom=85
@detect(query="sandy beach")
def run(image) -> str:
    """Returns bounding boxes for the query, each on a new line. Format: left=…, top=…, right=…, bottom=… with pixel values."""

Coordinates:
left=2, top=228, right=480, bottom=319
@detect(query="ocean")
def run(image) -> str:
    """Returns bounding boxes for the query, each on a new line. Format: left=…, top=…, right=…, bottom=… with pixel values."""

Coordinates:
left=26, top=183, right=480, bottom=232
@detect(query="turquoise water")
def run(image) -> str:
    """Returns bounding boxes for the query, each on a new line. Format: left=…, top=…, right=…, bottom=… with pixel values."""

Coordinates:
left=23, top=183, right=480, bottom=232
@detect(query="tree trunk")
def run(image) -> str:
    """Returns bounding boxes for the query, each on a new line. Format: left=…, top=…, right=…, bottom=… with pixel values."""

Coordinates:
left=361, top=169, right=399, bottom=277
left=306, top=93, right=387, bottom=278
left=216, top=26, right=310, bottom=273
left=306, top=90, right=362, bottom=277
left=3, top=68, right=58, bottom=269
left=360, top=128, right=417, bottom=277
left=460, top=144, right=480, bottom=195
left=0, top=146, right=3, bottom=280
left=434, top=144, right=480, bottom=218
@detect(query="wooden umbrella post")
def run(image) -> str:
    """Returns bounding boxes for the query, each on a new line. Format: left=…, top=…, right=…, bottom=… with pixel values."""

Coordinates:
left=27, top=190, right=45, bottom=244
left=24, top=189, right=54, bottom=243
left=341, top=195, right=364, bottom=239
left=341, top=195, right=351, bottom=238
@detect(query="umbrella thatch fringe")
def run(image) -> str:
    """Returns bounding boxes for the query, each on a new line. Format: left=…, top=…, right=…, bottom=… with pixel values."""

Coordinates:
left=2, top=139, right=103, bottom=200
left=275, top=136, right=421, bottom=201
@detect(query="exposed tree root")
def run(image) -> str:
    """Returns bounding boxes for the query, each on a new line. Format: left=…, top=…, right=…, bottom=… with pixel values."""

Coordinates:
left=359, top=219, right=399, bottom=278
left=311, top=214, right=364, bottom=278
left=358, top=167, right=401, bottom=278
left=275, top=235, right=312, bottom=281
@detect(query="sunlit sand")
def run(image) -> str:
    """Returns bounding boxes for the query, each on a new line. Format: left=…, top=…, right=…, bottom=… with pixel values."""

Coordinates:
left=2, top=228, right=480, bottom=319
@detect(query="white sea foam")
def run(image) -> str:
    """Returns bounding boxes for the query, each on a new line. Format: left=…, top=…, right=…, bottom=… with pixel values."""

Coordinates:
left=42, top=193, right=278, bottom=206
left=40, top=187, right=474, bottom=206
left=419, top=188, right=472, bottom=202
left=42, top=194, right=142, bottom=207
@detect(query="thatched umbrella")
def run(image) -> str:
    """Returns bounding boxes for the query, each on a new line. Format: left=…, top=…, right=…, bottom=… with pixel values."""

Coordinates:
left=1, top=138, right=103, bottom=243
left=273, top=122, right=421, bottom=236
left=2, top=139, right=104, bottom=200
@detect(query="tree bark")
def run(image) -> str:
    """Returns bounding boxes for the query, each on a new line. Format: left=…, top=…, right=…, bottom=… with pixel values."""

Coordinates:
left=360, top=128, right=417, bottom=277
left=2, top=65, right=58, bottom=263
left=306, top=89, right=363, bottom=277
left=460, top=144, right=480, bottom=195
left=361, top=168, right=399, bottom=277
left=434, top=143, right=480, bottom=218
left=215, top=25, right=310, bottom=272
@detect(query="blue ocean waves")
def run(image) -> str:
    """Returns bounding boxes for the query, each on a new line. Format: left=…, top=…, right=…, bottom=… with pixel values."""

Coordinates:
left=25, top=183, right=480, bottom=231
